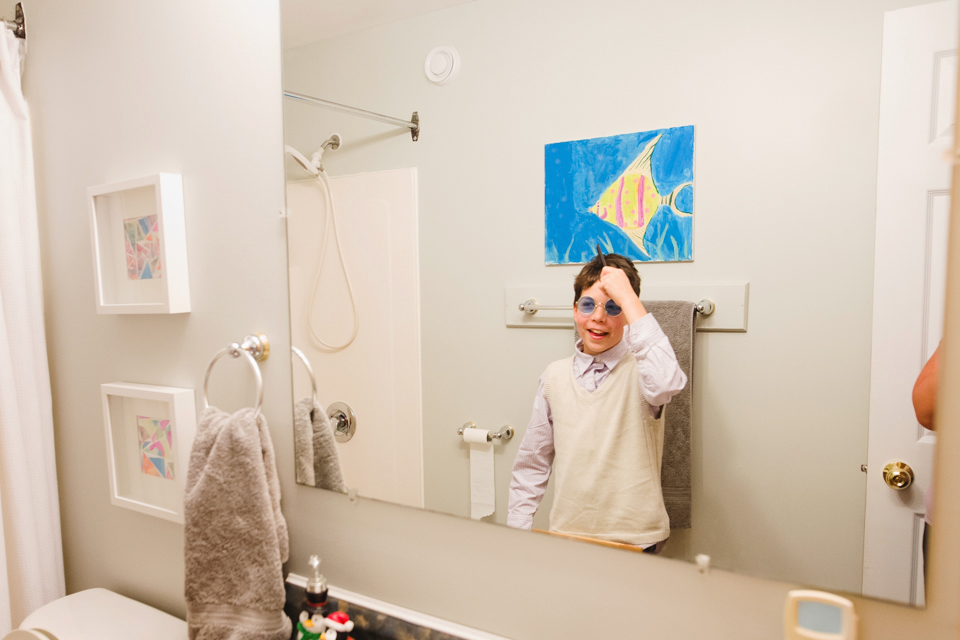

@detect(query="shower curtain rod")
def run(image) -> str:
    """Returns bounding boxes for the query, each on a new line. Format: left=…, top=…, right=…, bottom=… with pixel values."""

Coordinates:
left=2, top=3, right=24, bottom=39
left=283, top=90, right=420, bottom=141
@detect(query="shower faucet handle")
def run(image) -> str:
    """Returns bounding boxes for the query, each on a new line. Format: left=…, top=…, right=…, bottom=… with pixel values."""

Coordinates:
left=327, top=402, right=356, bottom=443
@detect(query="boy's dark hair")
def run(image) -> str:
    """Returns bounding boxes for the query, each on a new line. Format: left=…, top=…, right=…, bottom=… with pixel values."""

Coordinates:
left=573, top=253, right=641, bottom=303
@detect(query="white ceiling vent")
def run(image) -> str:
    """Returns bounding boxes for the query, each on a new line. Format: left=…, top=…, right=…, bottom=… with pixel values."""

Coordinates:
left=424, top=46, right=460, bottom=85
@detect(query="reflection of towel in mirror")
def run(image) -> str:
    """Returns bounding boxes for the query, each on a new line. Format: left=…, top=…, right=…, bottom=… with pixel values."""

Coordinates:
left=644, top=301, right=696, bottom=530
left=184, top=407, right=291, bottom=640
left=295, top=398, right=347, bottom=493
left=293, top=399, right=316, bottom=486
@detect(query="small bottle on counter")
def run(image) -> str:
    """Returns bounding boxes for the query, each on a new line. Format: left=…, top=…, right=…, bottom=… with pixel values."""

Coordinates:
left=297, top=555, right=331, bottom=639
left=305, top=554, right=329, bottom=610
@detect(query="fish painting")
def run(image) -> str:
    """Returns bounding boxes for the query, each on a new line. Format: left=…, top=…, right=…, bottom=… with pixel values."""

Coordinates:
left=544, top=126, right=694, bottom=264
left=588, top=134, right=692, bottom=258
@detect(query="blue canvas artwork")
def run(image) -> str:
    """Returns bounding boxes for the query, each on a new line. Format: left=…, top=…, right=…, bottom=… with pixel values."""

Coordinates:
left=544, top=125, right=694, bottom=264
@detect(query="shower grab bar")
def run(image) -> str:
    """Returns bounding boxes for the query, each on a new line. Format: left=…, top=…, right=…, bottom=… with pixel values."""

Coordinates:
left=519, top=298, right=716, bottom=316
left=283, top=90, right=420, bottom=141
left=2, top=3, right=24, bottom=39
left=203, top=333, right=270, bottom=419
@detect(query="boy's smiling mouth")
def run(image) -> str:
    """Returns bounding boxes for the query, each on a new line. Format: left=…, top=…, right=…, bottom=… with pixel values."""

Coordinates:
left=587, top=329, right=608, bottom=339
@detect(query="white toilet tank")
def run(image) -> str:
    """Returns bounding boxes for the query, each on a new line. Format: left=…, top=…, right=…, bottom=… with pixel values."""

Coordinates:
left=2, top=588, right=188, bottom=640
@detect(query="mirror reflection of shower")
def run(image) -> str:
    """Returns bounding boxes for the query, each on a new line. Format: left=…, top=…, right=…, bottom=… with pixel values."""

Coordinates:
left=285, top=135, right=359, bottom=351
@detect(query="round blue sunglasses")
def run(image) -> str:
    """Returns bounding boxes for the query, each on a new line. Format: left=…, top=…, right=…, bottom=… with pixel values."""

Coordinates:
left=576, top=296, right=622, bottom=317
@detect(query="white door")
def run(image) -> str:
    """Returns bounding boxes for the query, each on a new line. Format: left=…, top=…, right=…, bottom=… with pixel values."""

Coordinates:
left=862, top=0, right=957, bottom=606
left=286, top=169, right=424, bottom=508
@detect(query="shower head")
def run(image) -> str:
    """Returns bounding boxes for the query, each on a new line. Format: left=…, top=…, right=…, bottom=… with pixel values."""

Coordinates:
left=310, top=134, right=343, bottom=167
left=321, top=134, right=342, bottom=151
left=286, top=135, right=343, bottom=176
left=285, top=145, right=320, bottom=176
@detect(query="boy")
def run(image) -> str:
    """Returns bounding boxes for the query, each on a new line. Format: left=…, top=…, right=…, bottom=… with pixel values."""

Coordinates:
left=507, top=253, right=687, bottom=552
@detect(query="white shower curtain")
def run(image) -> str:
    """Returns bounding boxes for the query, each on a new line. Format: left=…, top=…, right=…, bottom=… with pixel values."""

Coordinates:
left=0, top=28, right=65, bottom=632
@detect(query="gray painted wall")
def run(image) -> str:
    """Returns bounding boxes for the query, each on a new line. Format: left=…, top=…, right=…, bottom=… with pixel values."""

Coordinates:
left=20, top=1, right=960, bottom=639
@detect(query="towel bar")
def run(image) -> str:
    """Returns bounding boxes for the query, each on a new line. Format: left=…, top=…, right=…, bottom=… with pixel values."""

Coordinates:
left=203, top=333, right=270, bottom=418
left=519, top=298, right=716, bottom=317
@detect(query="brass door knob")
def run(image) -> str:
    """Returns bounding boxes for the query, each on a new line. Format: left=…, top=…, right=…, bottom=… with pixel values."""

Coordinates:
left=883, top=461, right=914, bottom=490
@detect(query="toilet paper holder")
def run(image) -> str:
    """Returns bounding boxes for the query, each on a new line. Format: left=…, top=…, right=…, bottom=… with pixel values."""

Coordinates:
left=458, top=421, right=514, bottom=442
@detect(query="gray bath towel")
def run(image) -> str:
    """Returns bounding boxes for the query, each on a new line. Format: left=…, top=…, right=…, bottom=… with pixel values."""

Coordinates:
left=645, top=300, right=696, bottom=530
left=294, top=398, right=347, bottom=493
left=184, top=407, right=291, bottom=640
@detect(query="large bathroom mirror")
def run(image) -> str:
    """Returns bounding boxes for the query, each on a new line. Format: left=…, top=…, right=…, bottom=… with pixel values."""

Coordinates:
left=281, top=0, right=954, bottom=607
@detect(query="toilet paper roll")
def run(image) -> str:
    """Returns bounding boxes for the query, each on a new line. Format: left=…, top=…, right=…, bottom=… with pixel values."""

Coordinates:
left=464, top=430, right=494, bottom=520
left=463, top=428, right=490, bottom=444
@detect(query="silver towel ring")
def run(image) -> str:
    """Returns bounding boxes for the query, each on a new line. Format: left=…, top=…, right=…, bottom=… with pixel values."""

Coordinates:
left=291, top=346, right=319, bottom=408
left=203, top=334, right=270, bottom=419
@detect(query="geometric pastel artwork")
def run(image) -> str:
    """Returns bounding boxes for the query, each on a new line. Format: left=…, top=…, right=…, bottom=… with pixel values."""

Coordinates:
left=544, top=125, right=695, bottom=264
left=137, top=415, right=175, bottom=480
left=124, top=215, right=163, bottom=280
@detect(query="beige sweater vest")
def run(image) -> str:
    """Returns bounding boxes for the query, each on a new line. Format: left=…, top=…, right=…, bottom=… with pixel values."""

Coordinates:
left=545, top=353, right=670, bottom=545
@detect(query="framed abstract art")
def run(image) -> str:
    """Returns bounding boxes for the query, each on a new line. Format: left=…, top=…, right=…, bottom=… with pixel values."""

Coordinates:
left=88, top=173, right=191, bottom=313
left=101, top=382, right=196, bottom=523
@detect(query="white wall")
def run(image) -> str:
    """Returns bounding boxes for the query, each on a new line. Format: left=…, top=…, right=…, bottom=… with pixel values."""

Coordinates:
left=282, top=0, right=939, bottom=593
left=23, top=0, right=289, bottom=618
left=0, top=1, right=18, bottom=19
left=21, top=1, right=960, bottom=640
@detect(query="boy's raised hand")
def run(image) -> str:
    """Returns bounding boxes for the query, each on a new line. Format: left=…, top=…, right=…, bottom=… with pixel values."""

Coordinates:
left=599, top=266, right=647, bottom=321
left=598, top=266, right=637, bottom=304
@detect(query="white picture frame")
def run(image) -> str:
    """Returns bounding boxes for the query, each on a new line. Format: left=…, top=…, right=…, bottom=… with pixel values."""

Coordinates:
left=101, top=382, right=197, bottom=523
left=88, top=173, right=191, bottom=314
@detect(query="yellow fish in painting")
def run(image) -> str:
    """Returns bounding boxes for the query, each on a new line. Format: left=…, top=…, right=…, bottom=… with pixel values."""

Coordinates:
left=589, top=134, right=692, bottom=257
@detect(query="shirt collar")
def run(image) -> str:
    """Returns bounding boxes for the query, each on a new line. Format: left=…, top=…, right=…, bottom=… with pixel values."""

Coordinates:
left=573, top=330, right=630, bottom=375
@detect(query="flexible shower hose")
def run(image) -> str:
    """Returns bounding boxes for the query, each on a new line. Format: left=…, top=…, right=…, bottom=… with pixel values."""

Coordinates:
left=306, top=168, right=359, bottom=351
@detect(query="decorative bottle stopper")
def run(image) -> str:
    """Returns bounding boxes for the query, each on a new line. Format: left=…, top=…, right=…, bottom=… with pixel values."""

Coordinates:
left=305, top=554, right=329, bottom=607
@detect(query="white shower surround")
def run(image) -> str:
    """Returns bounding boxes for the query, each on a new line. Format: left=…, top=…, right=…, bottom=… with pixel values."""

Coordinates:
left=286, top=169, right=424, bottom=508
